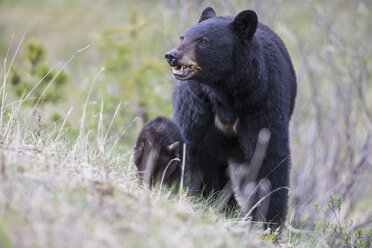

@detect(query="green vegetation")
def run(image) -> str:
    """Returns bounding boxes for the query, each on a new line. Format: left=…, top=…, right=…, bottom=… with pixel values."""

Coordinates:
left=95, top=6, right=173, bottom=142
left=9, top=39, right=68, bottom=106
left=0, top=0, right=371, bottom=247
left=314, top=195, right=371, bottom=247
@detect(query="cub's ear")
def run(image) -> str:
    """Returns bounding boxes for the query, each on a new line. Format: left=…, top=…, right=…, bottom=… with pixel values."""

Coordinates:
left=232, top=10, right=258, bottom=40
left=198, top=7, right=216, bottom=23
left=166, top=141, right=180, bottom=155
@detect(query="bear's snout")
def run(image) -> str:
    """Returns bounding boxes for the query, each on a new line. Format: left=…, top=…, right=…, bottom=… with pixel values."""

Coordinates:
left=166, top=48, right=199, bottom=80
left=165, top=50, right=180, bottom=66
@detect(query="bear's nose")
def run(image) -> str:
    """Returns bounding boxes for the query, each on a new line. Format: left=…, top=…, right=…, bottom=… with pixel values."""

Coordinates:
left=165, top=50, right=180, bottom=66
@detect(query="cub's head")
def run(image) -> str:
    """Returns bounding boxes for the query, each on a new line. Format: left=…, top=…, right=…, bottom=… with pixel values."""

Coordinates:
left=165, top=7, right=258, bottom=83
left=133, top=137, right=181, bottom=189
left=133, top=117, right=183, bottom=189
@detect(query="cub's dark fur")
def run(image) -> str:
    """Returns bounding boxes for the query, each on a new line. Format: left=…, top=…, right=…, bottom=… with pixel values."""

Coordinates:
left=133, top=116, right=183, bottom=188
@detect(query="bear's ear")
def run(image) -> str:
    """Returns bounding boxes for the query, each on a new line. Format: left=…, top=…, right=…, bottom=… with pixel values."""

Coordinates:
left=198, top=7, right=216, bottom=23
left=232, top=10, right=258, bottom=40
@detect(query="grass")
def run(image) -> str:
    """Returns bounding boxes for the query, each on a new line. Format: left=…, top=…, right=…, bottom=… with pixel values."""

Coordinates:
left=0, top=0, right=371, bottom=247
left=0, top=106, right=274, bottom=248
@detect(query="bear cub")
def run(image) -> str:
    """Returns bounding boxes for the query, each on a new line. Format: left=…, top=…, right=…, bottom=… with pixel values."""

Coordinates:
left=133, top=116, right=184, bottom=189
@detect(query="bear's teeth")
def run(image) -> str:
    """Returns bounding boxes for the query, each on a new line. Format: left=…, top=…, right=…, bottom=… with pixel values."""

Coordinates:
left=173, top=65, right=194, bottom=73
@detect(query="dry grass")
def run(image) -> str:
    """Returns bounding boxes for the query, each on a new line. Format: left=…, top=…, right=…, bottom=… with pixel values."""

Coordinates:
left=0, top=136, right=263, bottom=248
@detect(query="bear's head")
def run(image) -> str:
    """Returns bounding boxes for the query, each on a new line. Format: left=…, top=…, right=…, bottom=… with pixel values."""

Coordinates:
left=165, top=7, right=258, bottom=84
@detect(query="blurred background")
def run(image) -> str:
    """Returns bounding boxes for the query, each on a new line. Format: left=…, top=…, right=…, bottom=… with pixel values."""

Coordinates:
left=1, top=0, right=371, bottom=242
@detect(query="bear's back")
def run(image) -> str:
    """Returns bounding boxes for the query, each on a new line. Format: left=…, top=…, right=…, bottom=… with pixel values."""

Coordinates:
left=255, top=22, right=297, bottom=117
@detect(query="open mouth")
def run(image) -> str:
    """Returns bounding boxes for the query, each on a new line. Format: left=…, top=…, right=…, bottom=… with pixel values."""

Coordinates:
left=172, top=65, right=197, bottom=80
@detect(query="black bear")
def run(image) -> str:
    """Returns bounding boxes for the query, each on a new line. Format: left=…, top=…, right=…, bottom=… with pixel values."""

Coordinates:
left=133, top=116, right=184, bottom=189
left=165, top=7, right=296, bottom=228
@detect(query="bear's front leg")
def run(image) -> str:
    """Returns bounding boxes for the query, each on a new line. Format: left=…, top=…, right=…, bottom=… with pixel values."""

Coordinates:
left=185, top=146, right=230, bottom=194
left=235, top=118, right=290, bottom=229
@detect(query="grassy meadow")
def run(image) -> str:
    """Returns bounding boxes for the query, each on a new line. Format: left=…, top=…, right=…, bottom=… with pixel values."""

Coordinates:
left=0, top=0, right=371, bottom=247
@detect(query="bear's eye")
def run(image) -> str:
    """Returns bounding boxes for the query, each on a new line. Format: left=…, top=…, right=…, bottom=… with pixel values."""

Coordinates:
left=179, top=36, right=184, bottom=41
left=198, top=36, right=208, bottom=44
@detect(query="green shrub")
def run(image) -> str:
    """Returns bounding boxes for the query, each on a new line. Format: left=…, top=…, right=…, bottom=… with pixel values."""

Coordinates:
left=94, top=5, right=173, bottom=144
left=9, top=38, right=68, bottom=104
left=314, top=195, right=371, bottom=247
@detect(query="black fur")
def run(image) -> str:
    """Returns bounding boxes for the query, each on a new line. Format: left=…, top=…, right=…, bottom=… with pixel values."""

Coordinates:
left=133, top=116, right=183, bottom=188
left=167, top=7, right=297, bottom=228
